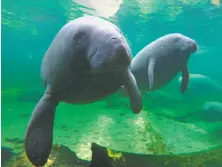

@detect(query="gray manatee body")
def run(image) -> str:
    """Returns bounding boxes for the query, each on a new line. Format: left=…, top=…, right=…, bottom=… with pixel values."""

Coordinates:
left=178, top=73, right=222, bottom=102
left=202, top=102, right=222, bottom=122
left=175, top=101, right=222, bottom=123
left=24, top=16, right=142, bottom=166
left=130, top=33, right=197, bottom=94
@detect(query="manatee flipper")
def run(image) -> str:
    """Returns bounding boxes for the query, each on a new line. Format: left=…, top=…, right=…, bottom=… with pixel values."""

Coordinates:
left=148, top=58, right=156, bottom=90
left=24, top=91, right=58, bottom=166
left=123, top=70, right=142, bottom=114
left=180, top=66, right=189, bottom=93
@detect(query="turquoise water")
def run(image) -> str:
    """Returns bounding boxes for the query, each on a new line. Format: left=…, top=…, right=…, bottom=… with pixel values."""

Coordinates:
left=1, top=0, right=222, bottom=166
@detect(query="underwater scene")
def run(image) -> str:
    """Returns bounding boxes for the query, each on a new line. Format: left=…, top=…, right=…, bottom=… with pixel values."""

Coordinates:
left=1, top=0, right=222, bottom=166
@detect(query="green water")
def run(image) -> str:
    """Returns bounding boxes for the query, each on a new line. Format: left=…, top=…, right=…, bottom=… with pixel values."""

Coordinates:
left=1, top=0, right=222, bottom=165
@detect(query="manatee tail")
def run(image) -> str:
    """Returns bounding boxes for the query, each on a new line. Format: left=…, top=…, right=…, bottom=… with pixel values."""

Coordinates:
left=24, top=93, right=58, bottom=166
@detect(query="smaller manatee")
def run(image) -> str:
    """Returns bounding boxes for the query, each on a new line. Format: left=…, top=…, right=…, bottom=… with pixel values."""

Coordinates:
left=178, top=74, right=222, bottom=102
left=130, top=33, right=197, bottom=94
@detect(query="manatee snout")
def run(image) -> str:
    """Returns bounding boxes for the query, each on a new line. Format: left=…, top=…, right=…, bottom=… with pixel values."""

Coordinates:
left=109, top=37, right=131, bottom=66
left=181, top=36, right=198, bottom=54
left=89, top=35, right=131, bottom=73
left=185, top=38, right=197, bottom=53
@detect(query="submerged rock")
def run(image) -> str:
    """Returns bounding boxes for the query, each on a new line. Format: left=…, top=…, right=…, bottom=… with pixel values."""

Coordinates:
left=3, top=144, right=89, bottom=167
left=3, top=142, right=222, bottom=167
left=1, top=146, right=15, bottom=166
left=90, top=143, right=222, bottom=167
left=90, top=143, right=114, bottom=167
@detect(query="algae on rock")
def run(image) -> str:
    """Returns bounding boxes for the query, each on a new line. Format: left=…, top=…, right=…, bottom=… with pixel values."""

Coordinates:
left=4, top=144, right=89, bottom=167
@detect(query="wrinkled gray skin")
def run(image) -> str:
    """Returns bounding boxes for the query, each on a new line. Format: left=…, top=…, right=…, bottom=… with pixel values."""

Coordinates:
left=24, top=16, right=142, bottom=166
left=130, top=33, right=197, bottom=94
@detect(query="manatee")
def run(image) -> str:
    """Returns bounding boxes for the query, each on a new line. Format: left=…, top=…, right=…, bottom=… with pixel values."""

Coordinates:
left=202, top=102, right=222, bottom=122
left=178, top=73, right=222, bottom=102
left=174, top=101, right=222, bottom=123
left=24, top=16, right=142, bottom=166
left=130, top=33, right=197, bottom=94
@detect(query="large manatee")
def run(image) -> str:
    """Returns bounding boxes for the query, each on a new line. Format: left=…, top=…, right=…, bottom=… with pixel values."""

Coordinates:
left=24, top=16, right=142, bottom=166
left=130, top=33, right=197, bottom=94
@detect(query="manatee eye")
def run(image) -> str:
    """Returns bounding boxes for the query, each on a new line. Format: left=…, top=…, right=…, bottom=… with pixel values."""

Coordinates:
left=174, top=36, right=180, bottom=43
left=73, top=32, right=86, bottom=45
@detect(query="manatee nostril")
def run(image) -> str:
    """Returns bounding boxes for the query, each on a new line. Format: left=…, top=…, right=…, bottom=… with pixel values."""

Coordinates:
left=107, top=37, right=131, bottom=67
left=108, top=37, right=119, bottom=49
left=114, top=44, right=130, bottom=66
left=110, top=37, right=117, bottom=40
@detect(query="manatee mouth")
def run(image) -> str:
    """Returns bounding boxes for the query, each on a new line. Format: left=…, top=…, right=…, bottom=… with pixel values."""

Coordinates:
left=88, top=49, right=129, bottom=75
left=181, top=40, right=198, bottom=54
left=191, top=42, right=198, bottom=53
left=88, top=36, right=130, bottom=75
left=94, top=65, right=125, bottom=75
